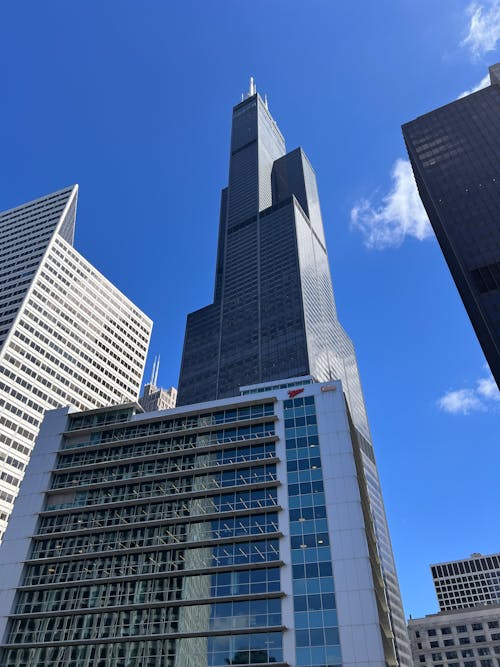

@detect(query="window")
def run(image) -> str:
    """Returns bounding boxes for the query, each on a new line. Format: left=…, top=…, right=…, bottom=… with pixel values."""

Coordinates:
left=441, top=627, right=451, bottom=635
left=488, top=621, right=499, bottom=629
left=472, top=623, right=483, bottom=631
left=428, top=629, right=437, bottom=637
left=459, top=638, right=471, bottom=645
left=430, top=641, right=439, bottom=648
left=475, top=635, right=486, bottom=643
left=456, top=625, right=467, bottom=633
left=443, top=640, right=454, bottom=647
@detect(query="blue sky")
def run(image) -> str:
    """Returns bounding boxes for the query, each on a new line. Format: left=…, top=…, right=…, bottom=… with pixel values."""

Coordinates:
left=1, top=1, right=499, bottom=619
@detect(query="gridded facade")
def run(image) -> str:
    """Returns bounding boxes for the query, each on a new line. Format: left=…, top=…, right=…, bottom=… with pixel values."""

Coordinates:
left=0, top=186, right=152, bottom=540
left=0, top=379, right=401, bottom=667
left=402, top=63, right=500, bottom=389
left=432, top=554, right=500, bottom=611
left=178, top=88, right=412, bottom=666
left=408, top=605, right=500, bottom=667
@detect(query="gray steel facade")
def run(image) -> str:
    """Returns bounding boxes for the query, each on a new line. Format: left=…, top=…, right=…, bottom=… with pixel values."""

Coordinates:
left=402, top=63, right=500, bottom=389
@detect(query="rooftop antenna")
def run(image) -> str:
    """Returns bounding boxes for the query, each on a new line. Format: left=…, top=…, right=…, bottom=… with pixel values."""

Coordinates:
left=150, top=356, right=157, bottom=385
left=249, top=76, right=256, bottom=96
left=154, top=356, right=160, bottom=386
left=264, top=93, right=268, bottom=109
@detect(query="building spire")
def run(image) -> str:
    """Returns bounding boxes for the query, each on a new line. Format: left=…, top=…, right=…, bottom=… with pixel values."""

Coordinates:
left=242, top=76, right=257, bottom=101
left=150, top=355, right=160, bottom=386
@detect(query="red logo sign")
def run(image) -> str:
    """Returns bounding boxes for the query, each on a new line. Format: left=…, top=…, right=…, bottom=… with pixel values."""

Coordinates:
left=287, top=388, right=304, bottom=398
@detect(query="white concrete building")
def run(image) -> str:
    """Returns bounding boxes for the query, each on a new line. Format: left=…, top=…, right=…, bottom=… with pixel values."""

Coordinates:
left=0, top=185, right=152, bottom=539
left=408, top=605, right=500, bottom=667
left=432, top=554, right=500, bottom=612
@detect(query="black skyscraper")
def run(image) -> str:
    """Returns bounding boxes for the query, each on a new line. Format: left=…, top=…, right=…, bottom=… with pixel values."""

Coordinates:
left=178, top=83, right=369, bottom=437
left=403, top=63, right=500, bottom=389
left=178, top=80, right=413, bottom=667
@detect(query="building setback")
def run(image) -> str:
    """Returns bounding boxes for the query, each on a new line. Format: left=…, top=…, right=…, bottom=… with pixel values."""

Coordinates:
left=178, top=81, right=412, bottom=666
left=1, top=378, right=400, bottom=667
left=402, top=63, right=500, bottom=390
left=0, top=186, right=152, bottom=539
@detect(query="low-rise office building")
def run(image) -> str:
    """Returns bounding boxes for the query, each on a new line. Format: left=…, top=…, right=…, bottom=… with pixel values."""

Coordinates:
left=0, top=377, right=399, bottom=667
left=408, top=605, right=500, bottom=667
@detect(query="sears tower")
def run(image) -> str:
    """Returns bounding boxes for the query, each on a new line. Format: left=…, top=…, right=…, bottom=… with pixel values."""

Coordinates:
left=179, top=81, right=412, bottom=666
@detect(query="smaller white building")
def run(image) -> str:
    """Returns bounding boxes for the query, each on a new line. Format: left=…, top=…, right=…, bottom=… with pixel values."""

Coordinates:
left=432, top=554, right=500, bottom=611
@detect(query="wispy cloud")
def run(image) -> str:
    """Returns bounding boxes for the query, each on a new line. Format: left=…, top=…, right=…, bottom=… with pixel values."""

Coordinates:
left=437, top=372, right=500, bottom=415
left=350, top=159, right=432, bottom=249
left=461, top=1, right=500, bottom=58
left=458, top=73, right=490, bottom=98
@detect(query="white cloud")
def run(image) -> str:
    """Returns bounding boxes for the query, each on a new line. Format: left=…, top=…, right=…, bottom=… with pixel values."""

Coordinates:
left=437, top=372, right=500, bottom=415
left=438, top=389, right=482, bottom=415
left=461, top=1, right=500, bottom=58
left=350, top=159, right=432, bottom=249
left=477, top=375, right=500, bottom=400
left=458, top=73, right=490, bottom=98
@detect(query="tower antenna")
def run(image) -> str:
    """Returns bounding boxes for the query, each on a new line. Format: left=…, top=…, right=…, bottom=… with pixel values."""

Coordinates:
left=154, top=356, right=160, bottom=386
left=150, top=356, right=157, bottom=385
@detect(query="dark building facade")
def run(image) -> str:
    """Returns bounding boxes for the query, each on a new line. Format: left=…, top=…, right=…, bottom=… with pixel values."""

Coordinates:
left=178, top=83, right=412, bottom=666
left=402, top=63, right=500, bottom=389
left=177, top=87, right=369, bottom=442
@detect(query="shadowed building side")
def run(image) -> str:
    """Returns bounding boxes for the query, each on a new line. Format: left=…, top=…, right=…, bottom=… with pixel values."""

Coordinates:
left=403, top=63, right=500, bottom=389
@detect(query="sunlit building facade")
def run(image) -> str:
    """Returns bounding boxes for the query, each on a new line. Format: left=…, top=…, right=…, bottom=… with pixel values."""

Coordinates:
left=0, top=186, right=152, bottom=539
left=432, top=553, right=500, bottom=612
left=1, top=378, right=400, bottom=667
left=408, top=553, right=500, bottom=667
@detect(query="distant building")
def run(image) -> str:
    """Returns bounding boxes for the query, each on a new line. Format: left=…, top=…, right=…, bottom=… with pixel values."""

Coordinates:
left=138, top=356, right=177, bottom=412
left=0, top=186, right=152, bottom=540
left=408, top=553, right=500, bottom=667
left=432, top=553, right=500, bottom=611
left=408, top=605, right=500, bottom=667
left=403, top=63, right=500, bottom=389
left=139, top=383, right=177, bottom=412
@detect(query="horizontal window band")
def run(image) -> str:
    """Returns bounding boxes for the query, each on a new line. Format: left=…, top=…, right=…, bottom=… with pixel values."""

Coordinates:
left=19, top=559, right=285, bottom=592
left=1, top=625, right=288, bottom=649
left=35, top=504, right=283, bottom=540
left=49, top=454, right=279, bottom=493
left=26, top=529, right=282, bottom=565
